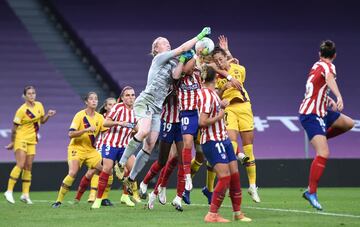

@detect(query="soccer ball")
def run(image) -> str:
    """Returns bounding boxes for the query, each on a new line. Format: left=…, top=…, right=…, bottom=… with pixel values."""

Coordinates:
left=195, top=37, right=215, bottom=56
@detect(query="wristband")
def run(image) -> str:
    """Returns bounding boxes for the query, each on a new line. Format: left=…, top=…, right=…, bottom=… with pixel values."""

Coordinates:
left=226, top=75, right=233, bottom=81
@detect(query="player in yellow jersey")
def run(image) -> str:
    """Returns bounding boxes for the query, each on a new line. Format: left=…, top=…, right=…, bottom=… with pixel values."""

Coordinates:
left=212, top=45, right=261, bottom=203
left=52, top=92, right=107, bottom=208
left=4, top=86, right=56, bottom=204
left=74, top=97, right=117, bottom=206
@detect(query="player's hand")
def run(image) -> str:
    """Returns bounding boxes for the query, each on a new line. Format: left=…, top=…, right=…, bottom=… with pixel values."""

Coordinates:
left=218, top=109, right=225, bottom=119
left=5, top=142, right=14, bottom=150
left=197, top=27, right=211, bottom=40
left=228, top=57, right=239, bottom=64
left=179, top=50, right=195, bottom=64
left=218, top=35, right=229, bottom=50
left=86, top=126, right=96, bottom=133
left=47, top=109, right=56, bottom=117
left=336, top=96, right=344, bottom=112
left=328, top=98, right=338, bottom=111
left=223, top=82, right=233, bottom=90
left=220, top=99, right=229, bottom=109
left=230, top=78, right=242, bottom=90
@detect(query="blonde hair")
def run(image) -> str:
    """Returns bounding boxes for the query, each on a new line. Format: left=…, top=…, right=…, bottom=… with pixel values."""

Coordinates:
left=151, top=37, right=166, bottom=57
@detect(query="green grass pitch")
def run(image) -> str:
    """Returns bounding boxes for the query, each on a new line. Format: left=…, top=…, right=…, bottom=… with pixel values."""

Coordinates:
left=1, top=188, right=359, bottom=226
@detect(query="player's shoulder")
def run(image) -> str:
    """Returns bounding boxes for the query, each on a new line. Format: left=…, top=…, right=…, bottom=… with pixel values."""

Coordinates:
left=95, top=111, right=105, bottom=120
left=74, top=109, right=86, bottom=118
left=230, top=63, right=245, bottom=72
left=17, top=103, right=27, bottom=112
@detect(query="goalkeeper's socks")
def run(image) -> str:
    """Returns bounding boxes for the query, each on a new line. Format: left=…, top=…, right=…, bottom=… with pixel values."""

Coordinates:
left=75, top=176, right=91, bottom=201
left=209, top=176, right=230, bottom=213
left=129, top=149, right=150, bottom=180
left=96, top=171, right=109, bottom=199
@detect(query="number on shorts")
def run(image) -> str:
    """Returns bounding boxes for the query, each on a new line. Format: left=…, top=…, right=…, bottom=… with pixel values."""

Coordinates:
left=162, top=122, right=172, bottom=132
left=181, top=117, right=189, bottom=126
left=215, top=142, right=226, bottom=154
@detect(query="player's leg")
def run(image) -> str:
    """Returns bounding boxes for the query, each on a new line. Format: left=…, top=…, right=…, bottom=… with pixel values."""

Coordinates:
left=167, top=139, right=183, bottom=211
left=120, top=167, right=135, bottom=207
left=88, top=173, right=98, bottom=203
left=202, top=162, right=215, bottom=205
left=75, top=169, right=95, bottom=202
left=300, top=114, right=329, bottom=210
left=92, top=147, right=114, bottom=209
left=326, top=112, right=354, bottom=139
left=117, top=103, right=153, bottom=179
left=21, top=153, right=35, bottom=204
left=226, top=139, right=251, bottom=222
left=191, top=140, right=204, bottom=178
left=52, top=159, right=80, bottom=208
left=5, top=148, right=26, bottom=204
left=202, top=141, right=231, bottom=223
left=240, top=130, right=260, bottom=202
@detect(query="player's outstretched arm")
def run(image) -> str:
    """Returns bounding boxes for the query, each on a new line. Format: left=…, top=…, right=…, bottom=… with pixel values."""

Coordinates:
left=172, top=27, right=211, bottom=57
left=326, top=72, right=343, bottom=111
left=41, top=109, right=56, bottom=124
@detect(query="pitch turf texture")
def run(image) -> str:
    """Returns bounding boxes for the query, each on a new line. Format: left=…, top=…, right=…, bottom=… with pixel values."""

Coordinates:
left=1, top=188, right=359, bottom=226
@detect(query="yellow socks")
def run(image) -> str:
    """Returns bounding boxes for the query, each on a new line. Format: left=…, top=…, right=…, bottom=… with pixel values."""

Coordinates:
left=102, top=174, right=113, bottom=199
left=243, top=144, right=256, bottom=185
left=231, top=141, right=238, bottom=154
left=89, top=174, right=99, bottom=201
left=206, top=162, right=216, bottom=192
left=22, top=170, right=32, bottom=195
left=56, top=175, right=75, bottom=202
left=191, top=159, right=202, bottom=178
left=7, top=165, right=22, bottom=192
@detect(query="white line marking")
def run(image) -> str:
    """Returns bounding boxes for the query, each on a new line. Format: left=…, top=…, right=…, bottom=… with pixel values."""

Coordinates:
left=190, top=203, right=360, bottom=219
left=3, top=200, right=359, bottom=219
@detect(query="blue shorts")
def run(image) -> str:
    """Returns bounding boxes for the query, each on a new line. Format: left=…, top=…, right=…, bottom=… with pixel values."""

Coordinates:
left=180, top=110, right=199, bottom=137
left=201, top=138, right=237, bottom=167
left=159, top=120, right=182, bottom=144
left=299, top=110, right=340, bottom=141
left=101, top=144, right=125, bottom=162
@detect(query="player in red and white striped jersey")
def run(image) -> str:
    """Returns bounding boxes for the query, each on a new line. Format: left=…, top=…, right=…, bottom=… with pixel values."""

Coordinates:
left=198, top=66, right=251, bottom=223
left=299, top=40, right=354, bottom=210
left=177, top=52, right=206, bottom=203
left=92, top=86, right=140, bottom=209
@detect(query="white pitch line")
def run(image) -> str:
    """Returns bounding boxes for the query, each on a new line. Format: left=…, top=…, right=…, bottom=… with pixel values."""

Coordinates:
left=4, top=200, right=360, bottom=219
left=190, top=203, right=360, bottom=219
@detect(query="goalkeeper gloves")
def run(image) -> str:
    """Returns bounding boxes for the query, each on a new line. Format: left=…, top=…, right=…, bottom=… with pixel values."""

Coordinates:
left=196, top=27, right=211, bottom=40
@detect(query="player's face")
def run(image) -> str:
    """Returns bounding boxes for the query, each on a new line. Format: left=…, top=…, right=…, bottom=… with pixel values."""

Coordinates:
left=86, top=94, right=98, bottom=109
left=105, top=99, right=116, bottom=112
left=25, top=89, right=36, bottom=103
left=156, top=38, right=171, bottom=53
left=122, top=89, right=136, bottom=107
left=213, top=53, right=228, bottom=70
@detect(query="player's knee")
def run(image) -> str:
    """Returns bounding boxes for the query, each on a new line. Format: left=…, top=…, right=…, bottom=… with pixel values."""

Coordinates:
left=346, top=118, right=355, bottom=130
left=16, top=163, right=25, bottom=170
left=68, top=170, right=78, bottom=178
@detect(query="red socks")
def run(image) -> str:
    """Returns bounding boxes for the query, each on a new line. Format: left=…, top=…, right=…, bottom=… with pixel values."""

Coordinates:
left=143, top=161, right=163, bottom=184
left=160, top=157, right=178, bottom=187
left=309, top=156, right=328, bottom=194
left=209, top=175, right=231, bottom=213
left=97, top=171, right=109, bottom=199
left=75, top=176, right=91, bottom=200
left=182, top=148, right=192, bottom=175
left=229, top=172, right=242, bottom=213
left=176, top=163, right=185, bottom=197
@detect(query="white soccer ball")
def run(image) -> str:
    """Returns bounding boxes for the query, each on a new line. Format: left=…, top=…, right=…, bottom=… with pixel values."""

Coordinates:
left=195, top=37, right=215, bottom=56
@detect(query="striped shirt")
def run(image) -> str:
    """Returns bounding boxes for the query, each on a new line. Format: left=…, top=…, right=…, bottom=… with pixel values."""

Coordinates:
left=103, top=103, right=136, bottom=148
left=198, top=87, right=227, bottom=144
left=299, top=60, right=336, bottom=117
